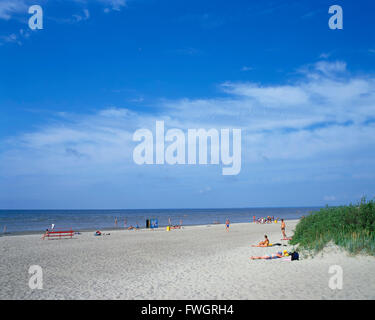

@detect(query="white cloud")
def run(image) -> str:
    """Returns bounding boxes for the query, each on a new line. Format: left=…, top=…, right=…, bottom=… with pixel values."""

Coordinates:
left=72, top=9, right=90, bottom=22
left=241, top=66, right=253, bottom=71
left=319, top=52, right=331, bottom=59
left=221, top=82, right=309, bottom=106
left=1, top=60, right=375, bottom=187
left=0, top=0, right=125, bottom=22
left=99, top=0, right=126, bottom=12
left=0, top=29, right=30, bottom=46
left=0, top=33, right=19, bottom=44
left=297, top=60, right=347, bottom=79
left=314, top=60, right=347, bottom=75
left=98, top=107, right=135, bottom=118
left=0, top=0, right=28, bottom=20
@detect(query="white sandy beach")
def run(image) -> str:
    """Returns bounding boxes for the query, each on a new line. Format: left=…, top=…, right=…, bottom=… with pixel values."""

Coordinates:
left=0, top=219, right=374, bottom=300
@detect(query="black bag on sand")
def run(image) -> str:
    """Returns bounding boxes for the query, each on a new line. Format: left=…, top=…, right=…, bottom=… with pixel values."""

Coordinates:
left=289, top=251, right=299, bottom=261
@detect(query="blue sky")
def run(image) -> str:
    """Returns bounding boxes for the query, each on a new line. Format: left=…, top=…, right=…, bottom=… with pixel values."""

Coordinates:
left=0, top=0, right=375, bottom=209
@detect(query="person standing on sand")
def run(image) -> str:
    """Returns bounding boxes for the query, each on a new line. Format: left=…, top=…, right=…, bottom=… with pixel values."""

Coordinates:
left=225, top=218, right=230, bottom=231
left=281, top=219, right=286, bottom=238
left=115, top=217, right=118, bottom=228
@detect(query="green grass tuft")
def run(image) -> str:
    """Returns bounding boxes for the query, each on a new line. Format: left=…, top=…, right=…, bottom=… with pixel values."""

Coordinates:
left=290, top=198, right=375, bottom=256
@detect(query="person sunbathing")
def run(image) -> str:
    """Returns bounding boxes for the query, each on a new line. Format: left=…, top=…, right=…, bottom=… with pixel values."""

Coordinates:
left=252, top=235, right=270, bottom=247
left=250, top=250, right=287, bottom=260
left=128, top=224, right=140, bottom=230
left=94, top=230, right=110, bottom=236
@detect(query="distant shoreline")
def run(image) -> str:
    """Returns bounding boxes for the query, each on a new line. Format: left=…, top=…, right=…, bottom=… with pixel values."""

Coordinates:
left=1, top=218, right=301, bottom=237
left=0, top=206, right=323, bottom=211
left=0, top=207, right=319, bottom=235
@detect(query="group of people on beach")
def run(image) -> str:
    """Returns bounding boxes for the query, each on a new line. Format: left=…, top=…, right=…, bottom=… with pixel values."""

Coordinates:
left=224, top=216, right=296, bottom=260
left=253, top=216, right=280, bottom=224
left=113, top=217, right=183, bottom=230
left=249, top=219, right=298, bottom=260
left=114, top=217, right=140, bottom=230
left=225, top=217, right=288, bottom=237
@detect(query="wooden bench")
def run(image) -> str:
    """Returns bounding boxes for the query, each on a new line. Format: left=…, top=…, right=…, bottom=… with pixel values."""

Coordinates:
left=42, top=229, right=74, bottom=240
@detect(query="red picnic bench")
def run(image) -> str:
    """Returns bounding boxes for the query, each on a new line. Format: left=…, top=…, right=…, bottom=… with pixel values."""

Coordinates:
left=42, top=228, right=74, bottom=240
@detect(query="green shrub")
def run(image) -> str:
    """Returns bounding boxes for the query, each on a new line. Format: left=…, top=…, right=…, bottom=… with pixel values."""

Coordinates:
left=290, top=198, right=375, bottom=256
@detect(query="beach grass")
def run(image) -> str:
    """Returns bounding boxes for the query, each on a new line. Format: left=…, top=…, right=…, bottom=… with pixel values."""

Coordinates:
left=290, top=198, right=375, bottom=256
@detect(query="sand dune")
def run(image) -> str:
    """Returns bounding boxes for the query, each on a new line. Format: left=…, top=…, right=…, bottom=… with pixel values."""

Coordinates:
left=0, top=220, right=374, bottom=299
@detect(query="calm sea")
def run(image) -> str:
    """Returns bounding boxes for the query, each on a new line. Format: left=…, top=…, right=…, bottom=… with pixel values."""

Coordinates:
left=0, top=207, right=321, bottom=234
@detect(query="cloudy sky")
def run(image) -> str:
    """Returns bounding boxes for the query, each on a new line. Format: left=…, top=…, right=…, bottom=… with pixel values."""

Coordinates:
left=0, top=0, right=375, bottom=209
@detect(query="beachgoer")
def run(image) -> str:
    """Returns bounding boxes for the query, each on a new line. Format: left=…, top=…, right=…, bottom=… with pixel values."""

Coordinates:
left=51, top=224, right=55, bottom=231
left=252, top=235, right=269, bottom=247
left=225, top=219, right=230, bottom=231
left=128, top=223, right=140, bottom=230
left=281, top=219, right=287, bottom=238
left=115, top=217, right=118, bottom=228
left=250, top=250, right=286, bottom=260
left=42, top=229, right=49, bottom=240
